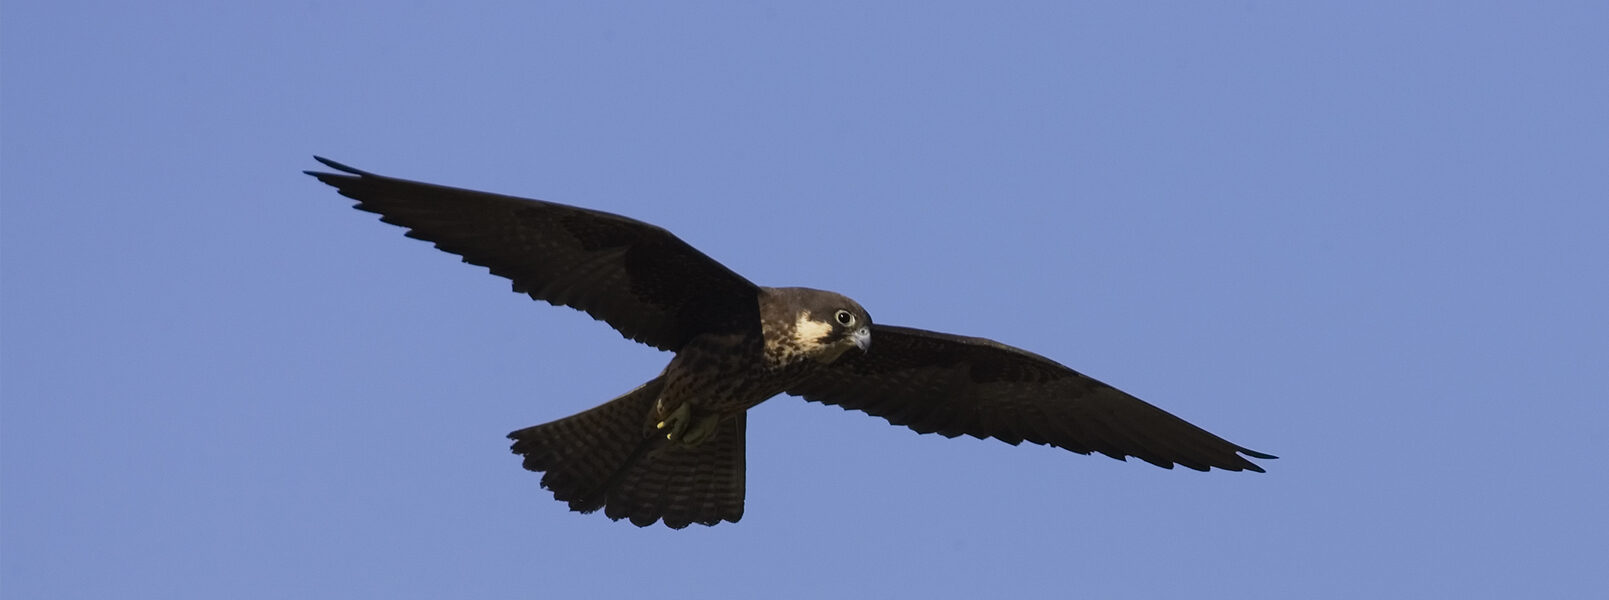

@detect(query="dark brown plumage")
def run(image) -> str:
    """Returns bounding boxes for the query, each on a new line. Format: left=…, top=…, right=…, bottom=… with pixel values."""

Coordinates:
left=305, top=156, right=1275, bottom=529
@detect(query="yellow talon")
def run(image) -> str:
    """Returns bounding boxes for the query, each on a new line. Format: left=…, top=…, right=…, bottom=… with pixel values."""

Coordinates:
left=656, top=402, right=691, bottom=441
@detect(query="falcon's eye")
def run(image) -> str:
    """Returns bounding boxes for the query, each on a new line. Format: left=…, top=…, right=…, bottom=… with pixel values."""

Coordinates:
left=834, top=310, right=856, bottom=327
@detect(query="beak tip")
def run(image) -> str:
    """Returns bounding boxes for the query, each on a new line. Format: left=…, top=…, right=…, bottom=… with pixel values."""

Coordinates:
left=853, top=328, right=872, bottom=352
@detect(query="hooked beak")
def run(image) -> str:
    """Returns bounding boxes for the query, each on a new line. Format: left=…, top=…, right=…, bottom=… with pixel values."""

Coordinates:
left=849, top=327, right=871, bottom=352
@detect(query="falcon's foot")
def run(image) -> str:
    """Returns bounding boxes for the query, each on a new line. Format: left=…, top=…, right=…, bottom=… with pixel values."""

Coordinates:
left=655, top=401, right=720, bottom=446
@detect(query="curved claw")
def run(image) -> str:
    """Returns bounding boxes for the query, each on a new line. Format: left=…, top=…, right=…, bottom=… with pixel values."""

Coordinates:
left=654, top=401, right=720, bottom=446
left=656, top=401, right=691, bottom=440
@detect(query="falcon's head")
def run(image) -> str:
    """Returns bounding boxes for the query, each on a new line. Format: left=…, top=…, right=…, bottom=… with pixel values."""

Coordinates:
left=761, top=287, right=872, bottom=365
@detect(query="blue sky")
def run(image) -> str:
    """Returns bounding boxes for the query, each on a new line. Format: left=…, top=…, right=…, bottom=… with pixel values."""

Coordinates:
left=4, top=2, right=1606, bottom=598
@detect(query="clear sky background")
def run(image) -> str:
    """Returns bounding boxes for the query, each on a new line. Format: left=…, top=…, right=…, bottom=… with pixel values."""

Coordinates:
left=4, top=2, right=1606, bottom=598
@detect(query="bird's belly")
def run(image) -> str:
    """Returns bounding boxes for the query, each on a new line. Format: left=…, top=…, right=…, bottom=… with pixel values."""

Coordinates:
left=652, top=330, right=821, bottom=430
left=660, top=361, right=807, bottom=415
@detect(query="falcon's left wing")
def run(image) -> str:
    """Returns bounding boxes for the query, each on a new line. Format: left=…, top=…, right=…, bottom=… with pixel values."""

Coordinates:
left=304, top=157, right=761, bottom=352
left=787, top=325, right=1274, bottom=472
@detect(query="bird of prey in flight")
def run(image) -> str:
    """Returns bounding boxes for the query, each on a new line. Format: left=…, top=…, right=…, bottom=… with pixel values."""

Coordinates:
left=305, top=157, right=1274, bottom=529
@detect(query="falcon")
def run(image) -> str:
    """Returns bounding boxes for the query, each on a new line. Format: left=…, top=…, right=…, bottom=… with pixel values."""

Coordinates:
left=305, top=157, right=1275, bottom=528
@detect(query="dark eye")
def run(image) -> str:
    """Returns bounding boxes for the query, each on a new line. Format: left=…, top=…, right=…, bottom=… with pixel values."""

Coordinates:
left=834, top=310, right=855, bottom=326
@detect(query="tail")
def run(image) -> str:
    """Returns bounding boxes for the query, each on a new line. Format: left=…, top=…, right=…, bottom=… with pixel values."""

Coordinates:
left=507, top=376, right=748, bottom=528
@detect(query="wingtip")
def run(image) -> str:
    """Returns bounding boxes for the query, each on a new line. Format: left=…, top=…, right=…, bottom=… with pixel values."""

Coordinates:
left=309, top=155, right=366, bottom=175
left=1234, top=448, right=1277, bottom=473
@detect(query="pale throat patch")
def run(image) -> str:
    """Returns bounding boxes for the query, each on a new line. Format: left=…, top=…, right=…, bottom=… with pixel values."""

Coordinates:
left=763, top=310, right=846, bottom=365
left=791, top=311, right=834, bottom=350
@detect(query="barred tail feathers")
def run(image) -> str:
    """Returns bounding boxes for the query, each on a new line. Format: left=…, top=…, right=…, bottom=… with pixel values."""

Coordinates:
left=507, top=377, right=747, bottom=528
